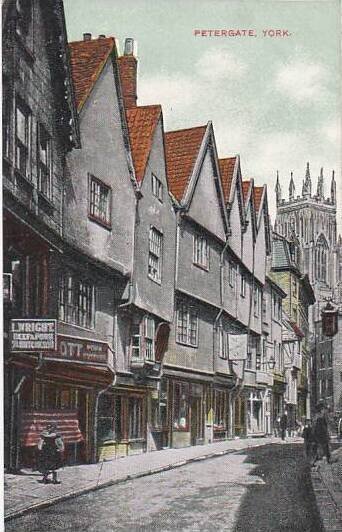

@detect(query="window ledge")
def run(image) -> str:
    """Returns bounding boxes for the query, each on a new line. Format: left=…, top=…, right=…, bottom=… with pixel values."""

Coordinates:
left=38, top=191, right=54, bottom=212
left=175, top=340, right=198, bottom=348
left=88, top=214, right=112, bottom=230
left=148, top=274, right=162, bottom=286
left=15, top=168, right=33, bottom=188
left=193, top=262, right=209, bottom=272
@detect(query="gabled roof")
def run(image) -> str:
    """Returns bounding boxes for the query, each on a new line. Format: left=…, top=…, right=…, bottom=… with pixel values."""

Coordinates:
left=242, top=180, right=251, bottom=203
left=69, top=37, right=115, bottom=111
left=126, top=105, right=162, bottom=182
left=165, top=125, right=207, bottom=201
left=219, top=157, right=237, bottom=204
left=253, top=186, right=264, bottom=213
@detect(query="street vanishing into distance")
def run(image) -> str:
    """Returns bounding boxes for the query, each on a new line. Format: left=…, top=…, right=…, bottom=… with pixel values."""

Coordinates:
left=6, top=444, right=323, bottom=532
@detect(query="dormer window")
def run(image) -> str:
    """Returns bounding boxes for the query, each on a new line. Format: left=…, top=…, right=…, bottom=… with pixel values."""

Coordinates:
left=151, top=173, right=163, bottom=202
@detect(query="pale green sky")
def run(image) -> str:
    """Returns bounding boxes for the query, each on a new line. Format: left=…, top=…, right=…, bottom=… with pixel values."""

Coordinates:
left=63, top=0, right=341, bottom=230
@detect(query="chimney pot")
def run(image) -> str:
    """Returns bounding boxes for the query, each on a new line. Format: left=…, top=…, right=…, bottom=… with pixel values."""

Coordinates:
left=99, top=34, right=106, bottom=39
left=83, top=33, right=92, bottom=41
left=124, top=38, right=135, bottom=56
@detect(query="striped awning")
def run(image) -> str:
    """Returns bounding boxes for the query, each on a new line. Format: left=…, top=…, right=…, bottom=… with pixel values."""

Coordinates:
left=21, top=410, right=84, bottom=447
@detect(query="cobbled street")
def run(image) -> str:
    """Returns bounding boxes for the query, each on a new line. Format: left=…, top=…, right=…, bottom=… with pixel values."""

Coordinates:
left=6, top=444, right=323, bottom=532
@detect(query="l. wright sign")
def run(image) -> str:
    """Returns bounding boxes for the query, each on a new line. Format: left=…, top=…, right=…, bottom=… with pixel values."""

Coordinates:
left=10, top=319, right=57, bottom=352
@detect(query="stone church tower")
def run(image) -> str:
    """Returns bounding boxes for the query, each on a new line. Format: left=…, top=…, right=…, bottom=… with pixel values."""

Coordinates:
left=274, top=163, right=342, bottom=327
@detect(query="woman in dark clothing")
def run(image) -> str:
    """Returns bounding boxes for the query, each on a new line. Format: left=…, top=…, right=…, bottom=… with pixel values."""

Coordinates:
left=312, top=404, right=331, bottom=466
left=37, top=424, right=64, bottom=484
left=302, top=419, right=316, bottom=465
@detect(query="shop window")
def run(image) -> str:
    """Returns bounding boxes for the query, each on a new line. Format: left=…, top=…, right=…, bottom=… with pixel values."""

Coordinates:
left=37, top=124, right=52, bottom=199
left=130, top=314, right=155, bottom=361
left=59, top=272, right=94, bottom=329
left=214, top=390, right=227, bottom=433
left=97, top=395, right=121, bottom=443
left=193, top=234, right=209, bottom=270
left=176, top=301, right=198, bottom=347
left=89, top=175, right=112, bottom=228
left=173, top=382, right=189, bottom=431
left=15, top=98, right=31, bottom=178
left=148, top=227, right=163, bottom=283
left=128, top=397, right=143, bottom=439
left=151, top=173, right=163, bottom=202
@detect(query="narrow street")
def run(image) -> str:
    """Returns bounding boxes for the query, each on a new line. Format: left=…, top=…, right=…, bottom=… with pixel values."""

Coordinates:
left=6, top=444, right=323, bottom=532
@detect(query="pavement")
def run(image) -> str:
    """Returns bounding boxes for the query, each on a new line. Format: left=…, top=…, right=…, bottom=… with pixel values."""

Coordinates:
left=4, top=435, right=300, bottom=522
left=310, top=444, right=342, bottom=532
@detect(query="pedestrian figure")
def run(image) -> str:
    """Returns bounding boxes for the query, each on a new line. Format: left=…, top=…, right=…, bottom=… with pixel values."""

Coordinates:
left=37, top=423, right=64, bottom=484
left=280, top=412, right=288, bottom=441
left=302, top=419, right=316, bottom=464
left=312, top=403, right=331, bottom=466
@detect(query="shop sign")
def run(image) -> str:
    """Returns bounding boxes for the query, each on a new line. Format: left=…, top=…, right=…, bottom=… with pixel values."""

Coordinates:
left=321, top=302, right=338, bottom=337
left=54, top=335, right=109, bottom=365
left=10, top=319, right=57, bottom=352
left=228, top=334, right=248, bottom=360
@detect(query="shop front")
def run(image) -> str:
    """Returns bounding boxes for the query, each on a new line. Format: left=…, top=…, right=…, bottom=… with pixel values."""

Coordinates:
left=96, top=385, right=148, bottom=460
left=162, top=376, right=208, bottom=449
left=247, top=389, right=267, bottom=436
left=9, top=328, right=115, bottom=471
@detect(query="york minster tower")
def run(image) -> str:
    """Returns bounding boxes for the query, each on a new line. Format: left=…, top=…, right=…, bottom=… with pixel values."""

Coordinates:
left=274, top=163, right=342, bottom=327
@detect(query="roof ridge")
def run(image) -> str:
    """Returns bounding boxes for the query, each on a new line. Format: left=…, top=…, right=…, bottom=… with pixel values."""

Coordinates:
left=165, top=124, right=207, bottom=135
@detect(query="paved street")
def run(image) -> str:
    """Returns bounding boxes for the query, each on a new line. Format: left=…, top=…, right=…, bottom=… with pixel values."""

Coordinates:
left=6, top=444, right=323, bottom=532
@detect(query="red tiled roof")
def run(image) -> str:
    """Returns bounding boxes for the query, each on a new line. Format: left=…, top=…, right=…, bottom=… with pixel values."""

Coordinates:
left=165, top=126, right=207, bottom=201
left=126, top=105, right=161, bottom=182
left=253, top=186, right=264, bottom=213
left=69, top=37, right=115, bottom=110
left=242, top=180, right=251, bottom=203
left=219, top=157, right=236, bottom=203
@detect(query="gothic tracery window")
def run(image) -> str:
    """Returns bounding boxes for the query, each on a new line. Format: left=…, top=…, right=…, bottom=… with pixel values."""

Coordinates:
left=315, top=235, right=328, bottom=283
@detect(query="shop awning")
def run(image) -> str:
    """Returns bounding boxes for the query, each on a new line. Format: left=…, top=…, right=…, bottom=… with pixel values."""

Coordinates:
left=21, top=410, right=84, bottom=447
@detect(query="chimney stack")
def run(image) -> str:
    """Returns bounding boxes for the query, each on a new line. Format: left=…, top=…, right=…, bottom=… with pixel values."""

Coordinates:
left=83, top=33, right=92, bottom=41
left=119, top=38, right=137, bottom=109
left=98, top=34, right=106, bottom=39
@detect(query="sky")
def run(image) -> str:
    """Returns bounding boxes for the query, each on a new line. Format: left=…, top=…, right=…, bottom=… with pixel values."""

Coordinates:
left=63, top=0, right=341, bottom=231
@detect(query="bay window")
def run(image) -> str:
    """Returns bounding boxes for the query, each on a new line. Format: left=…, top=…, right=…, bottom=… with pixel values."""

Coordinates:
left=130, top=314, right=155, bottom=361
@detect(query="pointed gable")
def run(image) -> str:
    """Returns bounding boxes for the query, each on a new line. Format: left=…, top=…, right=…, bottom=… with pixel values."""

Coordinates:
left=219, top=157, right=237, bottom=204
left=69, top=37, right=115, bottom=111
left=165, top=126, right=207, bottom=202
left=126, top=105, right=161, bottom=182
left=253, top=186, right=264, bottom=215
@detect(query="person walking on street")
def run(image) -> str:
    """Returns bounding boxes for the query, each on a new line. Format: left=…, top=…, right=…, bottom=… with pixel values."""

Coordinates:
left=37, top=423, right=64, bottom=484
left=302, top=419, right=316, bottom=465
left=280, top=411, right=288, bottom=441
left=312, top=403, right=331, bottom=466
